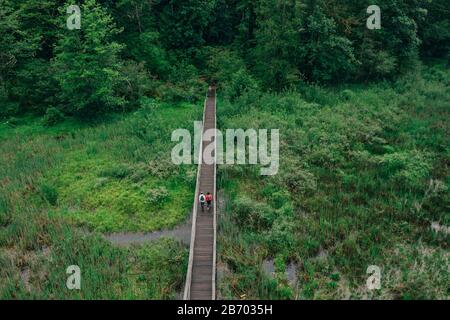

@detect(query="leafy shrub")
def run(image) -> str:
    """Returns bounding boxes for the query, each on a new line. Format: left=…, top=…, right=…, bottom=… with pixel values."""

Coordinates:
left=156, top=83, right=188, bottom=103
left=153, top=61, right=207, bottom=103
left=52, top=0, right=125, bottom=118
left=127, top=31, right=170, bottom=77
left=42, top=107, right=65, bottom=127
left=168, top=61, right=199, bottom=83
left=134, top=238, right=188, bottom=299
left=5, top=117, right=21, bottom=127
left=378, top=151, right=432, bottom=190
left=100, top=164, right=132, bottom=179
left=180, top=167, right=197, bottom=189
left=206, top=48, right=246, bottom=84
left=270, top=190, right=291, bottom=210
left=94, top=177, right=109, bottom=189
left=360, top=44, right=398, bottom=79
left=266, top=217, right=296, bottom=255
left=39, top=182, right=58, bottom=206
left=146, top=187, right=169, bottom=207
left=0, top=195, right=11, bottom=226
left=278, top=168, right=317, bottom=194
left=116, top=193, right=140, bottom=216
left=156, top=77, right=206, bottom=103
left=232, top=196, right=274, bottom=231
left=273, top=255, right=287, bottom=274
left=341, top=89, right=354, bottom=101
left=130, top=167, right=148, bottom=183
left=118, top=61, right=155, bottom=109
left=147, top=158, right=177, bottom=179
left=0, top=86, right=18, bottom=119
left=223, top=68, right=259, bottom=102
left=14, top=59, right=59, bottom=114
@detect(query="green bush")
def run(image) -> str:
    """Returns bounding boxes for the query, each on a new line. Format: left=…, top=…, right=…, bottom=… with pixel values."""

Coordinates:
left=127, top=31, right=170, bottom=77
left=134, top=238, right=188, bottom=299
left=266, top=217, right=296, bottom=255
left=42, top=107, right=65, bottom=127
left=270, top=190, right=291, bottom=210
left=0, top=86, right=18, bottom=119
left=146, top=187, right=169, bottom=207
left=156, top=83, right=189, bottom=103
left=130, top=167, right=148, bottom=183
left=341, top=89, right=354, bottom=101
left=39, top=183, right=58, bottom=206
left=0, top=195, right=11, bottom=227
left=116, top=193, right=140, bottom=216
left=278, top=168, right=317, bottom=194
left=118, top=60, right=155, bottom=109
left=5, top=117, right=21, bottom=127
left=52, top=0, right=125, bottom=118
left=206, top=48, right=246, bottom=84
left=99, top=164, right=132, bottom=179
left=223, top=68, right=259, bottom=101
left=378, top=151, right=432, bottom=190
left=232, top=196, right=274, bottom=231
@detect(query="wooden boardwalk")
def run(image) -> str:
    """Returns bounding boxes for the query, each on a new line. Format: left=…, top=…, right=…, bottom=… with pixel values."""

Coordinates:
left=184, top=87, right=217, bottom=300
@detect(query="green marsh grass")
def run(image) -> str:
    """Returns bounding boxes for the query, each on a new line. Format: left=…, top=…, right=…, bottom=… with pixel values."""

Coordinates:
left=217, top=63, right=449, bottom=300
left=0, top=100, right=200, bottom=298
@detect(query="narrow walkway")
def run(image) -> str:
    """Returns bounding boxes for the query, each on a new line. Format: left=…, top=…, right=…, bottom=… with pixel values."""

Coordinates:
left=184, top=87, right=217, bottom=300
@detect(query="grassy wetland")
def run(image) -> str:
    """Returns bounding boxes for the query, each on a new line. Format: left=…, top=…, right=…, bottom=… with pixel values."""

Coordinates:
left=1, top=0, right=449, bottom=300
left=0, top=101, right=201, bottom=299
left=216, top=62, right=449, bottom=300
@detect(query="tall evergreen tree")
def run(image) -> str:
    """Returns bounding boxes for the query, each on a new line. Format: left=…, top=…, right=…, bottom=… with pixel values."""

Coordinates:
left=114, top=0, right=170, bottom=78
left=53, top=0, right=125, bottom=117
left=419, top=0, right=450, bottom=59
left=338, top=0, right=426, bottom=79
left=205, top=0, right=241, bottom=45
left=0, top=0, right=40, bottom=116
left=253, top=0, right=302, bottom=89
left=153, top=0, right=216, bottom=49
left=298, top=0, right=357, bottom=83
left=234, top=0, right=258, bottom=50
left=12, top=0, right=65, bottom=113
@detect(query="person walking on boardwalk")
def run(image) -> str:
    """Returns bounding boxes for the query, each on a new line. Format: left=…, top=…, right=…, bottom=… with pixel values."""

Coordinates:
left=199, top=192, right=206, bottom=212
left=206, top=192, right=213, bottom=212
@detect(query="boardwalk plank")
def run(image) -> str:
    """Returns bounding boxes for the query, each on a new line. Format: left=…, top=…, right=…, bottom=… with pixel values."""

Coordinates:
left=185, top=87, right=216, bottom=300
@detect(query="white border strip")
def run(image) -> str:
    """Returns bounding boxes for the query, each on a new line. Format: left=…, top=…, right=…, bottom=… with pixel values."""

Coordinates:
left=183, top=92, right=207, bottom=300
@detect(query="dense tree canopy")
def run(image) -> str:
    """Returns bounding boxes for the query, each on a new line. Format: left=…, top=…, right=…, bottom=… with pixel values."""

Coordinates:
left=52, top=0, right=125, bottom=117
left=0, top=0, right=448, bottom=118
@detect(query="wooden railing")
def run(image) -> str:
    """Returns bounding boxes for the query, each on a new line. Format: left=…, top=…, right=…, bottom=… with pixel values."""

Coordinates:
left=183, top=90, right=209, bottom=300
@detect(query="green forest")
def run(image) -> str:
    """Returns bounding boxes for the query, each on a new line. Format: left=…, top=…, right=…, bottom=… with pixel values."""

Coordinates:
left=0, top=0, right=449, bottom=299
